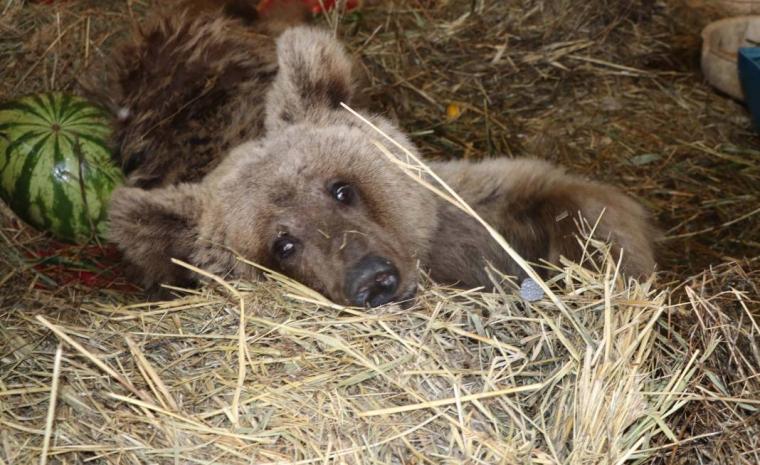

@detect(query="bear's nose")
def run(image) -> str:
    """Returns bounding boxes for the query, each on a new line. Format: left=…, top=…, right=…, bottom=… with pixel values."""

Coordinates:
left=345, top=255, right=400, bottom=307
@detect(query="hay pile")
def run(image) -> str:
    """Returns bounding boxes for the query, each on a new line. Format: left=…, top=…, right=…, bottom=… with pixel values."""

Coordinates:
left=1, top=0, right=758, bottom=464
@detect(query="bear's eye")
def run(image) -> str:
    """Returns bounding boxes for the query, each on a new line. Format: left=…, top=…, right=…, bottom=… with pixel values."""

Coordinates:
left=330, top=182, right=354, bottom=205
left=273, top=235, right=298, bottom=260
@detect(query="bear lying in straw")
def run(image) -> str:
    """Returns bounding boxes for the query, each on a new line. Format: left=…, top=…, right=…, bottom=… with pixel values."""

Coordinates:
left=95, top=9, right=656, bottom=306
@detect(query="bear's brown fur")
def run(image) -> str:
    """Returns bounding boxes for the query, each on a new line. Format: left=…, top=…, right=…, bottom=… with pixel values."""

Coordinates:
left=106, top=24, right=657, bottom=304
left=81, top=0, right=309, bottom=188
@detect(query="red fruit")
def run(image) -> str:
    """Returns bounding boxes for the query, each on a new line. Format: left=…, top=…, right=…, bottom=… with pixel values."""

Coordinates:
left=257, top=0, right=360, bottom=14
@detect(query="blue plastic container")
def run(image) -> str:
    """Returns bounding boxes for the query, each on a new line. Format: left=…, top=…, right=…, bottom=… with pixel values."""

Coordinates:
left=738, top=47, right=760, bottom=131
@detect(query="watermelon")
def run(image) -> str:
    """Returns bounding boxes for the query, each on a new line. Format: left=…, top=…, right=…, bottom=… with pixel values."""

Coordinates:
left=0, top=92, right=123, bottom=243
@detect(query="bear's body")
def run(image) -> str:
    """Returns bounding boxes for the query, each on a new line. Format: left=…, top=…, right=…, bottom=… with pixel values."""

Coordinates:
left=101, top=19, right=656, bottom=305
left=82, top=1, right=308, bottom=188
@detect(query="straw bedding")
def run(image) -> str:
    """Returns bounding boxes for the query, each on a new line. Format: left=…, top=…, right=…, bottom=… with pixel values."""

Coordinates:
left=1, top=1, right=758, bottom=464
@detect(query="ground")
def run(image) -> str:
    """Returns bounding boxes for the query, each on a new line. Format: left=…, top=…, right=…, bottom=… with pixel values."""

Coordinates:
left=0, top=1, right=758, bottom=464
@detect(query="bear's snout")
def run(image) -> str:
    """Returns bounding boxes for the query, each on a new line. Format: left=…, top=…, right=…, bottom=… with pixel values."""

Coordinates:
left=344, top=255, right=401, bottom=307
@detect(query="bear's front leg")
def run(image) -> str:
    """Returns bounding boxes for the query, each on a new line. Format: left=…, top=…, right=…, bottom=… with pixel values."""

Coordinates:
left=426, top=158, right=657, bottom=287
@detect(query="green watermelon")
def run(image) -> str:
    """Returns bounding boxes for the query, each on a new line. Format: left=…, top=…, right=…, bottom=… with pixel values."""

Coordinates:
left=0, top=92, right=123, bottom=243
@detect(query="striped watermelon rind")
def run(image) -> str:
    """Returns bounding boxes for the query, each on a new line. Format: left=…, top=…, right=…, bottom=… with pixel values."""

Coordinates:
left=0, top=92, right=123, bottom=243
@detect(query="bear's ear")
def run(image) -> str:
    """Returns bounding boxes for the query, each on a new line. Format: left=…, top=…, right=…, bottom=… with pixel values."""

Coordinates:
left=265, top=26, right=355, bottom=132
left=108, top=183, right=206, bottom=297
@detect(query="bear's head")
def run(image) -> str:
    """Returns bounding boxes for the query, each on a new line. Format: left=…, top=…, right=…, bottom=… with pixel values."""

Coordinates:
left=108, top=26, right=439, bottom=306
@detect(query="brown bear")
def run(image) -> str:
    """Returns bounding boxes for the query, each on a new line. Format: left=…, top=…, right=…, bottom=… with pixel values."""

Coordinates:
left=81, top=0, right=310, bottom=189
left=105, top=23, right=657, bottom=306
